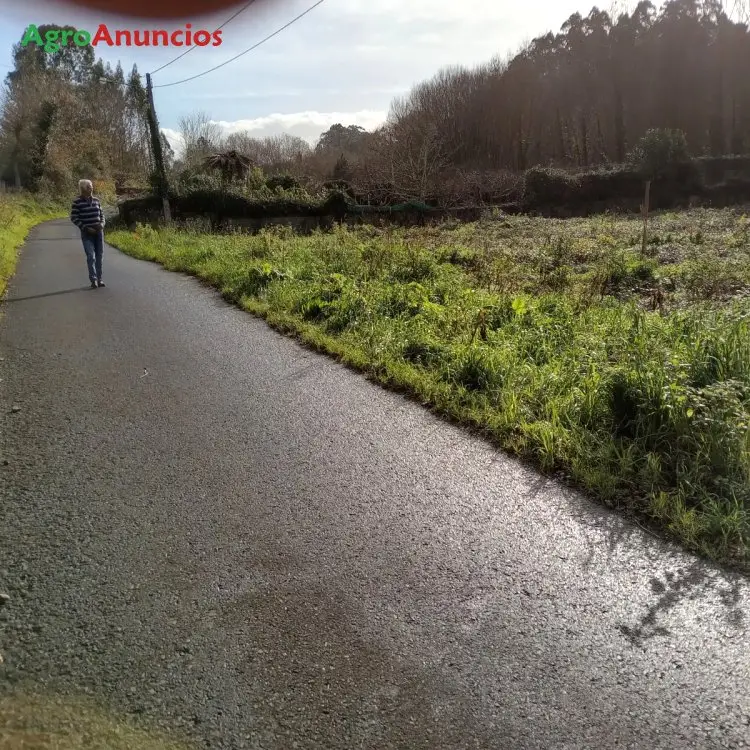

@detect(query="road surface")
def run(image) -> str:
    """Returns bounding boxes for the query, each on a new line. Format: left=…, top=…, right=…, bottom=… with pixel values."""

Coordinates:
left=1, top=219, right=748, bottom=749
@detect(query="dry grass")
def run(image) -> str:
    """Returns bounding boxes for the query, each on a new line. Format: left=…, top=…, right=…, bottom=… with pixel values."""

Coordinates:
left=0, top=691, right=194, bottom=750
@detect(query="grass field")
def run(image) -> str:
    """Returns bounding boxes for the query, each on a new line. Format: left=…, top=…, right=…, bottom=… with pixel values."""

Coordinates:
left=108, top=208, right=750, bottom=568
left=0, top=193, right=67, bottom=298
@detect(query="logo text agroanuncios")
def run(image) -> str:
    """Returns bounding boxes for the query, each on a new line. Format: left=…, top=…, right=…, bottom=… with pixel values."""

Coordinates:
left=21, top=23, right=223, bottom=53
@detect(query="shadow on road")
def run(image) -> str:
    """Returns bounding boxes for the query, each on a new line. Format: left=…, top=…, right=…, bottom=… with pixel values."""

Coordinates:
left=617, top=560, right=747, bottom=648
left=4, top=287, right=93, bottom=303
left=557, top=491, right=749, bottom=648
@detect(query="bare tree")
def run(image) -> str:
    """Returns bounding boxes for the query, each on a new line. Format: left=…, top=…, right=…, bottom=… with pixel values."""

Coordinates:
left=178, top=111, right=223, bottom=168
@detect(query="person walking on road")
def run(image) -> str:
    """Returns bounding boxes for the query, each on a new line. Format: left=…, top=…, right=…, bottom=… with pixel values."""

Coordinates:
left=70, top=179, right=106, bottom=289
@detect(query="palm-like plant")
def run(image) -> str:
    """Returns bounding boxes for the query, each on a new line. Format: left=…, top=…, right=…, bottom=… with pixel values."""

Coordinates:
left=203, top=149, right=253, bottom=184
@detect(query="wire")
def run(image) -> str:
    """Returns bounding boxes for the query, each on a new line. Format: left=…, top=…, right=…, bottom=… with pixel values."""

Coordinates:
left=153, top=0, right=325, bottom=88
left=150, top=0, right=257, bottom=75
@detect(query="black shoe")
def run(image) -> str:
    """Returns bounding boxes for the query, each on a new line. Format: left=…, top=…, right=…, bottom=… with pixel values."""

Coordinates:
left=91, top=281, right=97, bottom=289
left=97, top=280, right=105, bottom=287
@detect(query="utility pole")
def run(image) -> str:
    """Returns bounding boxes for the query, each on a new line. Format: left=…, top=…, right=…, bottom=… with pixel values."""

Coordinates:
left=145, top=73, right=171, bottom=222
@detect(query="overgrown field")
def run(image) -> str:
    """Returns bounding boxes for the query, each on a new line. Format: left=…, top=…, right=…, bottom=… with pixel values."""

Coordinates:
left=108, top=208, right=750, bottom=567
left=0, top=193, right=67, bottom=298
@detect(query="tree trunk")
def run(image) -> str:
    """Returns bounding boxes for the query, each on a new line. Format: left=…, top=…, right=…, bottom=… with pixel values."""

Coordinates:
left=556, top=108, right=566, bottom=163
left=709, top=66, right=725, bottom=156
left=730, top=97, right=742, bottom=154
left=613, top=86, right=625, bottom=162
left=579, top=112, right=589, bottom=167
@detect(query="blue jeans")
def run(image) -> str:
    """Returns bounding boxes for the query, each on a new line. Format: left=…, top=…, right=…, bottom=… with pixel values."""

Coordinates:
left=81, top=229, right=103, bottom=282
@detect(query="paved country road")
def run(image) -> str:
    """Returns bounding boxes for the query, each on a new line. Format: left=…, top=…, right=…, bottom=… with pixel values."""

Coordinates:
left=1, top=219, right=749, bottom=749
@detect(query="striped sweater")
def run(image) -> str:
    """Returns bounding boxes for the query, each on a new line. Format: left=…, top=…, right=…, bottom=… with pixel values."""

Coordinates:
left=70, top=195, right=105, bottom=231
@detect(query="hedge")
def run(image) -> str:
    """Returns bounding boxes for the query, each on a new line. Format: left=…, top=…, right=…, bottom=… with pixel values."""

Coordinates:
left=119, top=154, right=750, bottom=227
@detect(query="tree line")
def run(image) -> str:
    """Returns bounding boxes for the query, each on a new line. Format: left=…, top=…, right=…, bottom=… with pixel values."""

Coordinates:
left=0, top=25, right=153, bottom=195
left=4, top=1, right=750, bottom=205
left=170, top=0, right=750, bottom=204
left=353, top=0, right=750, bottom=201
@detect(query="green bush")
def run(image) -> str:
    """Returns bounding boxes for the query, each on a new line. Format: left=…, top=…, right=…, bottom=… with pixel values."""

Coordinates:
left=521, top=157, right=705, bottom=213
left=175, top=172, right=223, bottom=193
left=265, top=174, right=301, bottom=192
left=697, top=155, right=750, bottom=184
left=627, top=128, right=691, bottom=179
left=577, top=167, right=644, bottom=203
left=522, top=167, right=581, bottom=208
left=176, top=189, right=320, bottom=218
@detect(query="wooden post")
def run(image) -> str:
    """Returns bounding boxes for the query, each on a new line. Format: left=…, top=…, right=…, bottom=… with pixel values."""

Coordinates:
left=145, top=73, right=171, bottom=223
left=641, top=179, right=651, bottom=256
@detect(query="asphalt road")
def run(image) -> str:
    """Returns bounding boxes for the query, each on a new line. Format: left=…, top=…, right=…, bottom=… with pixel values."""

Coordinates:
left=1, top=219, right=749, bottom=750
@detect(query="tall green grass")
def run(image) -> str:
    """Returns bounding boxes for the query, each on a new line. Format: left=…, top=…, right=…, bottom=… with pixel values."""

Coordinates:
left=108, top=209, right=750, bottom=568
left=0, top=192, right=67, bottom=297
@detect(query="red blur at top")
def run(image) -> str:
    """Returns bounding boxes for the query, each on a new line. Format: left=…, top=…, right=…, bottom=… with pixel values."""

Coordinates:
left=60, top=0, right=249, bottom=19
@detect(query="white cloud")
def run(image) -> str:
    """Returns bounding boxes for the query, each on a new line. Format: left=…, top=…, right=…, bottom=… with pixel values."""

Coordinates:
left=213, top=110, right=386, bottom=135
left=415, top=33, right=443, bottom=45
left=341, top=0, right=512, bottom=24
left=161, top=109, right=387, bottom=156
left=354, top=44, right=390, bottom=55
left=185, top=87, right=408, bottom=102
left=161, top=128, right=184, bottom=156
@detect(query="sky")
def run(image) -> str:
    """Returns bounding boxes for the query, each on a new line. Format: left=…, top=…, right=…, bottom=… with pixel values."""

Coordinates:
left=0, top=0, right=631, bottom=152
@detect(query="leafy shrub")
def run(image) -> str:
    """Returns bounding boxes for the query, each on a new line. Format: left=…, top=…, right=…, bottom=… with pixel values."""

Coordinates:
left=323, top=180, right=355, bottom=198
left=522, top=167, right=580, bottom=208
left=294, top=274, right=366, bottom=331
left=678, top=255, right=749, bottom=301
left=176, top=172, right=223, bottom=193
left=174, top=189, right=319, bottom=218
left=119, top=194, right=163, bottom=224
left=697, top=155, right=750, bottom=184
left=266, top=174, right=301, bottom=192
left=320, top=190, right=350, bottom=216
left=577, top=167, right=644, bottom=203
left=627, top=128, right=691, bottom=179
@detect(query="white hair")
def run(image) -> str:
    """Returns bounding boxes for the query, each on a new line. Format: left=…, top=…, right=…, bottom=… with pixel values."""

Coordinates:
left=78, top=179, right=92, bottom=191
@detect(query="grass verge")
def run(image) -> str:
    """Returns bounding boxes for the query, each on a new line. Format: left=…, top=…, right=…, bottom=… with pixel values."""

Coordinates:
left=108, top=210, right=750, bottom=569
left=0, top=192, right=67, bottom=298
left=0, top=690, right=195, bottom=749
